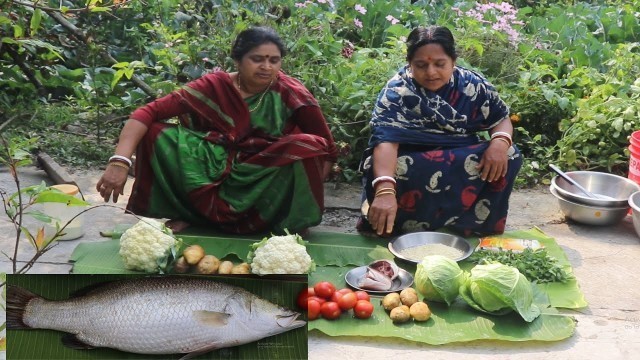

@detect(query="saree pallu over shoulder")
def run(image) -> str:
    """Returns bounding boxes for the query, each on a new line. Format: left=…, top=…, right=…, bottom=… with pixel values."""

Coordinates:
left=127, top=71, right=332, bottom=234
left=174, top=71, right=318, bottom=138
left=368, top=66, right=509, bottom=148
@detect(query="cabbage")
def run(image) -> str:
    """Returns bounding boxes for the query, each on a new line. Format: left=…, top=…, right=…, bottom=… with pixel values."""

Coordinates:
left=459, top=263, right=541, bottom=322
left=414, top=255, right=466, bottom=306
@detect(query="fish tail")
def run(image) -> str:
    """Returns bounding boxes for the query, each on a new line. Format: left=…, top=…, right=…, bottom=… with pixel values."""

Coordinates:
left=6, top=285, right=41, bottom=329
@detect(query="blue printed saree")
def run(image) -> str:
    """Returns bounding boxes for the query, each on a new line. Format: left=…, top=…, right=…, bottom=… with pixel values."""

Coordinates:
left=360, top=66, right=522, bottom=235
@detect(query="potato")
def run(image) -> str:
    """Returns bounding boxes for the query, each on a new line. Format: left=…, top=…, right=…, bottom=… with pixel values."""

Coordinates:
left=409, top=301, right=432, bottom=322
left=172, top=256, right=190, bottom=274
left=218, top=260, right=234, bottom=274
left=231, top=263, right=251, bottom=274
left=389, top=305, right=411, bottom=323
left=400, top=287, right=418, bottom=307
left=196, top=255, right=220, bottom=274
left=382, top=292, right=402, bottom=311
left=183, top=245, right=205, bottom=265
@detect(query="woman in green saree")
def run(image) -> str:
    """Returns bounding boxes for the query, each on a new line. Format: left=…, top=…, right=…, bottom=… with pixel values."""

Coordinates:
left=97, top=27, right=337, bottom=234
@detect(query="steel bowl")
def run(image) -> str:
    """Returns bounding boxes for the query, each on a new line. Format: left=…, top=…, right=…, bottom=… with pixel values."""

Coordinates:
left=551, top=171, right=640, bottom=207
left=388, top=232, right=473, bottom=264
left=628, top=191, right=640, bottom=239
left=550, top=186, right=628, bottom=226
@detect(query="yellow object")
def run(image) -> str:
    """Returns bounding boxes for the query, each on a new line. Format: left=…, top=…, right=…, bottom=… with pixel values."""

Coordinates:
left=43, top=184, right=86, bottom=240
left=51, top=184, right=79, bottom=196
left=108, top=162, right=130, bottom=170
left=476, top=237, right=543, bottom=252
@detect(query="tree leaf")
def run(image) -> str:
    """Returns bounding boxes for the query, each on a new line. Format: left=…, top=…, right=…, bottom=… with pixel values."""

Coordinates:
left=34, top=227, right=45, bottom=250
left=30, top=8, right=42, bottom=35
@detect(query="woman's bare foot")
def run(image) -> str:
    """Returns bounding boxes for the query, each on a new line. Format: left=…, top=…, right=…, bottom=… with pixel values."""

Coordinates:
left=165, top=219, right=190, bottom=233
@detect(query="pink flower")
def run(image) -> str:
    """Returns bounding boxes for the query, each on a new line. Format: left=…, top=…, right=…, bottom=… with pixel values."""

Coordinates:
left=354, top=18, right=363, bottom=28
left=202, top=57, right=210, bottom=62
left=385, top=15, right=399, bottom=25
left=341, top=40, right=354, bottom=59
left=354, top=4, right=367, bottom=14
left=294, top=2, right=307, bottom=8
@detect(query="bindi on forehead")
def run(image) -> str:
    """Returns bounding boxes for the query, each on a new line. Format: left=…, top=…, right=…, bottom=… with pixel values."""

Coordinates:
left=249, top=52, right=280, bottom=59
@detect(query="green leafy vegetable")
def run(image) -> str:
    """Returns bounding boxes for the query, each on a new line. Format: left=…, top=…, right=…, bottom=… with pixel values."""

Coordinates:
left=414, top=255, right=466, bottom=306
left=468, top=248, right=572, bottom=283
left=459, top=263, right=541, bottom=322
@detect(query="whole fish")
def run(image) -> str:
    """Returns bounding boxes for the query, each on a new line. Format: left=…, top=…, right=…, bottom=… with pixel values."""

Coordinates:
left=7, top=276, right=306, bottom=359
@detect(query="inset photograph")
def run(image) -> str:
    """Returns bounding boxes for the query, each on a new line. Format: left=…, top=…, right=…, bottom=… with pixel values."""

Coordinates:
left=5, top=274, right=308, bottom=359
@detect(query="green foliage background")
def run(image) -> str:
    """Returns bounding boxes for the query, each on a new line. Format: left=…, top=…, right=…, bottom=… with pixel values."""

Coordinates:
left=2, top=0, right=640, bottom=186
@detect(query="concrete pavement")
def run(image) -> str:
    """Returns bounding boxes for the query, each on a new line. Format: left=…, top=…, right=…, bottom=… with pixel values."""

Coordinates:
left=1, top=159, right=639, bottom=360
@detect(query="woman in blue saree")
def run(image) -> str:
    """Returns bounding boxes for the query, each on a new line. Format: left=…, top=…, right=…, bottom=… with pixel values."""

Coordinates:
left=359, top=26, right=522, bottom=236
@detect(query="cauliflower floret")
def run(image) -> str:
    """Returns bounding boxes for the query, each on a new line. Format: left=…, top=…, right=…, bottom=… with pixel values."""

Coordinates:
left=249, top=234, right=314, bottom=275
left=119, top=218, right=177, bottom=273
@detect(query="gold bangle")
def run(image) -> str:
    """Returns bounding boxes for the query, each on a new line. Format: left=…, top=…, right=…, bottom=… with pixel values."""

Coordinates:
left=108, top=161, right=130, bottom=170
left=491, top=137, right=511, bottom=147
left=375, top=191, right=396, bottom=198
left=375, top=187, right=396, bottom=195
left=375, top=188, right=397, bottom=198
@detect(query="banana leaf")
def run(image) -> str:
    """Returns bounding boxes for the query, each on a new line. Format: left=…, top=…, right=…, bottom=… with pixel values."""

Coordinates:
left=105, top=224, right=395, bottom=267
left=309, top=265, right=576, bottom=343
left=5, top=274, right=307, bottom=360
left=68, top=227, right=584, bottom=345
left=71, top=227, right=586, bottom=309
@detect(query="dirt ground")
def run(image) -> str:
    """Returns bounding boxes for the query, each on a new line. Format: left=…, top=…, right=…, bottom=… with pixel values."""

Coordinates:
left=2, top=164, right=640, bottom=360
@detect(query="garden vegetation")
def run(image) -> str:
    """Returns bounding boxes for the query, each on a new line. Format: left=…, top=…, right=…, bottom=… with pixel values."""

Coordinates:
left=1, top=0, right=640, bottom=187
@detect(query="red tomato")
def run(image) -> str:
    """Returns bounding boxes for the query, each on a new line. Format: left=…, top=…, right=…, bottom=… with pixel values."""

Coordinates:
left=308, top=296, right=326, bottom=305
left=307, top=299, right=321, bottom=321
left=320, top=301, right=342, bottom=320
left=337, top=288, right=354, bottom=295
left=314, top=281, right=336, bottom=299
left=354, top=291, right=370, bottom=302
left=296, top=287, right=315, bottom=310
left=330, top=291, right=344, bottom=303
left=353, top=300, right=374, bottom=319
left=337, top=292, right=357, bottom=311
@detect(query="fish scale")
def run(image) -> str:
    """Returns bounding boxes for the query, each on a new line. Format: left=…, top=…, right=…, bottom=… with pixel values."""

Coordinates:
left=8, top=276, right=305, bottom=357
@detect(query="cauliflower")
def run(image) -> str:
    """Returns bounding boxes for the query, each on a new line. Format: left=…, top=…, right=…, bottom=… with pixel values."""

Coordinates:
left=247, top=233, right=315, bottom=275
left=119, top=217, right=178, bottom=273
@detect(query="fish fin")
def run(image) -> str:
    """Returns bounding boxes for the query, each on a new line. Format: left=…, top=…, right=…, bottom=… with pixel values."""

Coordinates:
left=179, top=347, right=218, bottom=360
left=193, top=310, right=230, bottom=327
left=6, top=285, right=41, bottom=329
left=68, top=281, right=116, bottom=298
left=61, top=334, right=96, bottom=350
left=69, top=276, right=167, bottom=298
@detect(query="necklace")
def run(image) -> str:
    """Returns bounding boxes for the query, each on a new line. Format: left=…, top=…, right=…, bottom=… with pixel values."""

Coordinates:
left=236, top=74, right=274, bottom=112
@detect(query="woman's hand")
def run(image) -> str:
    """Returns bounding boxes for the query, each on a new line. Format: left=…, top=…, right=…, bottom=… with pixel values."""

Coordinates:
left=367, top=190, right=398, bottom=236
left=477, top=140, right=510, bottom=182
left=96, top=165, right=129, bottom=203
left=96, top=119, right=148, bottom=202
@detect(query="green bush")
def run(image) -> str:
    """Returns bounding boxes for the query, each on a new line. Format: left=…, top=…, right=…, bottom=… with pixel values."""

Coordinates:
left=3, top=0, right=640, bottom=186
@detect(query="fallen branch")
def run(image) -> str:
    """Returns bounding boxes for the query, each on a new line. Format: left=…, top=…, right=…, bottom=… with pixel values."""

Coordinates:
left=0, top=112, right=36, bottom=133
